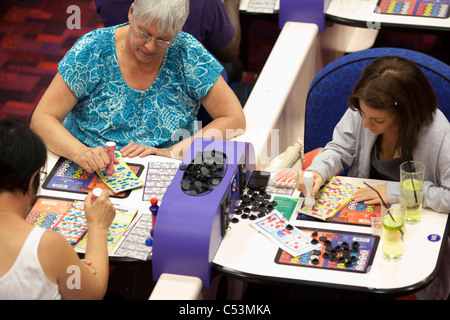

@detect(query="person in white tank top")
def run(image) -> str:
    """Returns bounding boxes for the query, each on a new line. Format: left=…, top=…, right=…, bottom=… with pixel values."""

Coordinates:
left=0, top=119, right=116, bottom=299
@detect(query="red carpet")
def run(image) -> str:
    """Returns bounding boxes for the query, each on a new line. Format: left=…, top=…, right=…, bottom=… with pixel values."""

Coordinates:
left=0, top=0, right=279, bottom=125
left=0, top=0, right=103, bottom=124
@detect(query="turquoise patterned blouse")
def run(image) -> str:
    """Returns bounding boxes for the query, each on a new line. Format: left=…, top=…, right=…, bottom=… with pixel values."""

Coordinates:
left=59, top=23, right=223, bottom=149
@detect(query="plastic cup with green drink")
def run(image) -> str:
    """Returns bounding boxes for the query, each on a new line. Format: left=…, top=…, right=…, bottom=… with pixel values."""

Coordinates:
left=381, top=197, right=406, bottom=262
left=400, top=161, right=425, bottom=224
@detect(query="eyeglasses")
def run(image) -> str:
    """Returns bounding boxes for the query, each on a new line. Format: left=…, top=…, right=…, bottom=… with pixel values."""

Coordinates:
left=39, top=168, right=48, bottom=183
left=132, top=18, right=172, bottom=49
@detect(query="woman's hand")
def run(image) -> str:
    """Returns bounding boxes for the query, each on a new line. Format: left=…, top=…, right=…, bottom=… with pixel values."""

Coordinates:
left=120, top=141, right=174, bottom=159
left=83, top=190, right=116, bottom=232
left=75, top=146, right=118, bottom=173
left=296, top=170, right=323, bottom=197
left=352, top=183, right=387, bottom=205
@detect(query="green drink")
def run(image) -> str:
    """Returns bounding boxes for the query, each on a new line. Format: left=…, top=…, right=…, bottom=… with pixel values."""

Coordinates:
left=401, top=179, right=423, bottom=224
left=382, top=214, right=404, bottom=261
left=400, top=161, right=425, bottom=225
left=381, top=197, right=406, bottom=262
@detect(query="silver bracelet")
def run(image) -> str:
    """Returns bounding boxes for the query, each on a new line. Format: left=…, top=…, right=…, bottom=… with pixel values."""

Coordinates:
left=167, top=148, right=174, bottom=158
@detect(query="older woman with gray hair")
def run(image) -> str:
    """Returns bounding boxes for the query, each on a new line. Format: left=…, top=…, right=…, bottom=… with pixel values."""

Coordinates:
left=31, top=0, right=245, bottom=173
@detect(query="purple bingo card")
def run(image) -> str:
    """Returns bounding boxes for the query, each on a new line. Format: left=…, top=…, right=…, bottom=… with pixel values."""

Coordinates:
left=142, top=162, right=179, bottom=202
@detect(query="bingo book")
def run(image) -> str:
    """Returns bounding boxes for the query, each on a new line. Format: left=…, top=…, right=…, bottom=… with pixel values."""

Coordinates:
left=26, top=196, right=137, bottom=254
left=296, top=177, right=361, bottom=221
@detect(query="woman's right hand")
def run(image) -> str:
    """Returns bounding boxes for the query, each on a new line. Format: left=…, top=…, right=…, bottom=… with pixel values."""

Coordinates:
left=83, top=190, right=116, bottom=232
left=296, top=170, right=323, bottom=197
left=75, top=146, right=116, bottom=173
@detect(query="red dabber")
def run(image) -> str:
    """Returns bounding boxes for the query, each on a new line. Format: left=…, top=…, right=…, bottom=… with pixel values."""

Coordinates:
left=105, top=141, right=116, bottom=176
left=150, top=198, right=159, bottom=238
left=146, top=198, right=159, bottom=246
left=91, top=188, right=103, bottom=202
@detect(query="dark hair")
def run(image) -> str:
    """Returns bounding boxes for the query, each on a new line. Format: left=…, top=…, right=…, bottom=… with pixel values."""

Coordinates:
left=0, top=119, right=47, bottom=194
left=347, top=56, right=437, bottom=160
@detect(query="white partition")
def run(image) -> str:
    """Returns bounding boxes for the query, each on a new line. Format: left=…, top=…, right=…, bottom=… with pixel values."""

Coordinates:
left=233, top=22, right=321, bottom=169
left=233, top=20, right=379, bottom=169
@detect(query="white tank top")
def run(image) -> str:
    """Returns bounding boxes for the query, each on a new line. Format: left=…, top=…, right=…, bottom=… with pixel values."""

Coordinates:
left=0, top=227, right=61, bottom=300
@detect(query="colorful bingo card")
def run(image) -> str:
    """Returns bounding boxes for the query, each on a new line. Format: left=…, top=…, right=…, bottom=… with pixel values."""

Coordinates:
left=275, top=227, right=379, bottom=273
left=298, top=200, right=382, bottom=227
left=43, top=157, right=143, bottom=198
left=333, top=201, right=381, bottom=226
left=26, top=197, right=88, bottom=244
left=251, top=210, right=321, bottom=257
left=296, top=177, right=360, bottom=221
left=376, top=0, right=449, bottom=18
left=26, top=196, right=137, bottom=251
left=96, top=151, right=144, bottom=194
left=75, top=206, right=137, bottom=254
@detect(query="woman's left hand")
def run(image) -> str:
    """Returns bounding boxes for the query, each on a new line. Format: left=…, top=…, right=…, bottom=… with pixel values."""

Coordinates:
left=120, top=141, right=173, bottom=159
left=352, top=183, right=387, bottom=205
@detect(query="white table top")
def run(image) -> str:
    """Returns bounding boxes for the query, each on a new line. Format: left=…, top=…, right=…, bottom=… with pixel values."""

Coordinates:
left=39, top=152, right=449, bottom=295
left=212, top=176, right=450, bottom=295
left=326, top=0, right=449, bottom=31
left=240, top=0, right=449, bottom=30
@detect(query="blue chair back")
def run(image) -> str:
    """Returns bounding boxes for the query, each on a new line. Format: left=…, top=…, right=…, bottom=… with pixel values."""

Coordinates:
left=304, top=48, right=450, bottom=153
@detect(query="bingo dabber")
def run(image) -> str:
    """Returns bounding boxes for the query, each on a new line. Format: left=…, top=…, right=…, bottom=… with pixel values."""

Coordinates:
left=303, top=171, right=315, bottom=209
left=91, top=188, right=103, bottom=202
left=105, top=141, right=116, bottom=176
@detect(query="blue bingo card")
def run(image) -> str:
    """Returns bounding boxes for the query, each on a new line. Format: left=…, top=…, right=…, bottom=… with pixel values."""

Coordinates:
left=96, top=151, right=144, bottom=193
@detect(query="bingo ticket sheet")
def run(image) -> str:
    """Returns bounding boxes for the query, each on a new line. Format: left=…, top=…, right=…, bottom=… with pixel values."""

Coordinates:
left=297, top=177, right=360, bottom=221
left=26, top=196, right=86, bottom=244
left=26, top=196, right=137, bottom=253
left=142, top=161, right=179, bottom=202
left=96, top=151, right=144, bottom=194
left=251, top=210, right=321, bottom=257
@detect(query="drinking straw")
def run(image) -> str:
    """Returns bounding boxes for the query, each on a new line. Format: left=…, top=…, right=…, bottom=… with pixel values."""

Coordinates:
left=363, top=182, right=404, bottom=237
left=407, top=160, right=418, bottom=204
left=402, top=139, right=418, bottom=204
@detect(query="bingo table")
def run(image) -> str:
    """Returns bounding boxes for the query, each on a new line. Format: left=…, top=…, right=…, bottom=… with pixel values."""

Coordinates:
left=37, top=151, right=450, bottom=298
left=213, top=176, right=450, bottom=297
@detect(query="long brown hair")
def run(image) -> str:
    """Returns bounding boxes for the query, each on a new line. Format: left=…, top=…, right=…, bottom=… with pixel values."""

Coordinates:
left=347, top=56, right=437, bottom=160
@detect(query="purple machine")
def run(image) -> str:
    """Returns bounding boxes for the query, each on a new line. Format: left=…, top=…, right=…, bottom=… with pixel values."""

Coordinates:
left=279, top=0, right=331, bottom=32
left=152, top=138, right=255, bottom=287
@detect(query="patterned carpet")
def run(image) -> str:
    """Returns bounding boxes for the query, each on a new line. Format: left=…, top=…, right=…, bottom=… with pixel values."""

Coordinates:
left=0, top=0, right=102, bottom=124
left=0, top=0, right=278, bottom=125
